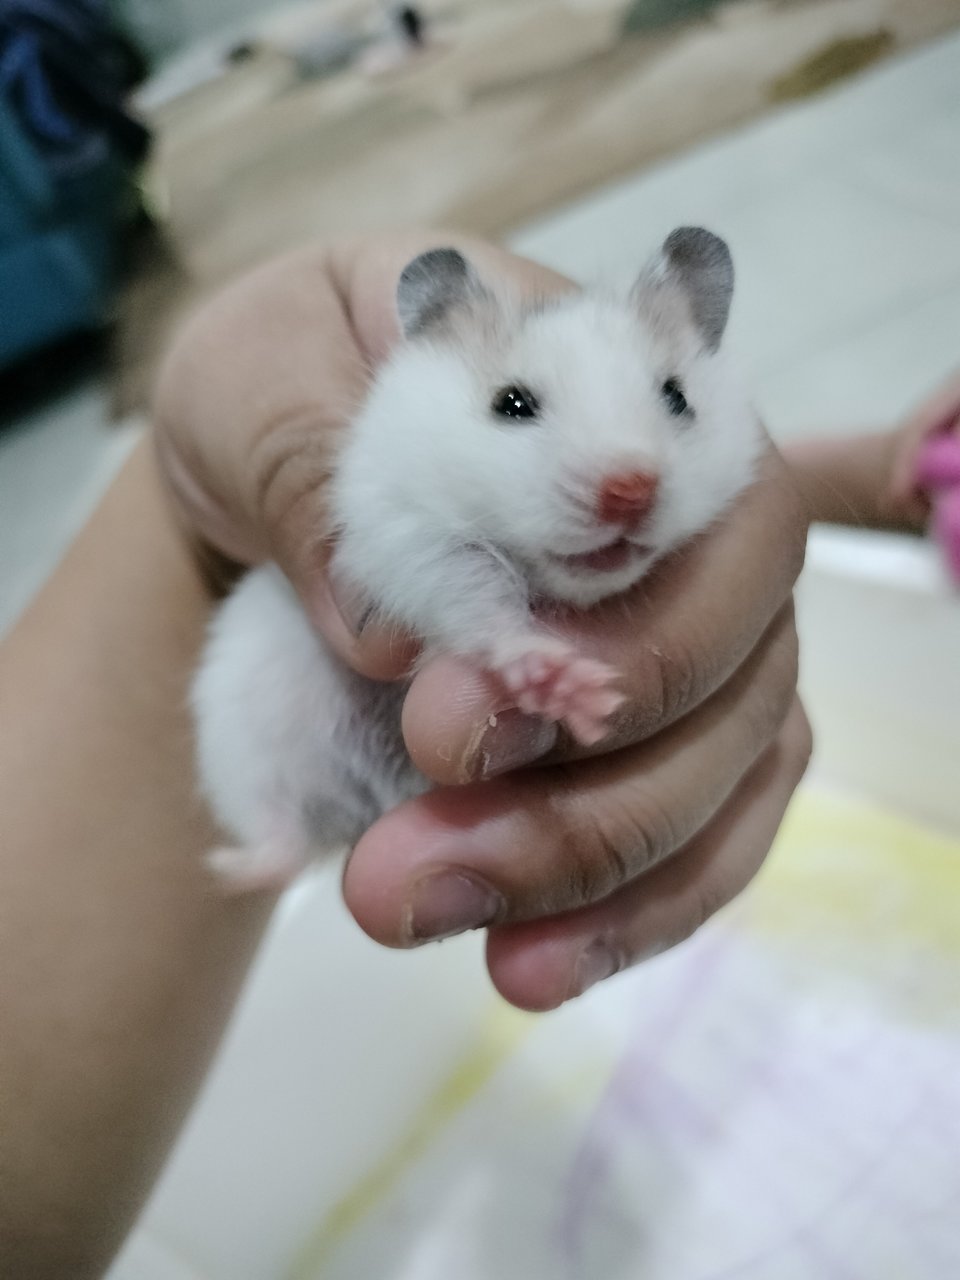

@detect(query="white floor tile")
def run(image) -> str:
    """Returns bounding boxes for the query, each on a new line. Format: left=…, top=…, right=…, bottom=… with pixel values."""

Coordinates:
left=799, top=526, right=960, bottom=832
left=132, top=866, right=494, bottom=1280
left=758, top=283, right=960, bottom=438
left=727, top=172, right=960, bottom=370
left=511, top=31, right=960, bottom=437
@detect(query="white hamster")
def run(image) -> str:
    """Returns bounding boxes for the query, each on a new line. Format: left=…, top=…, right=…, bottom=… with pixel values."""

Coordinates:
left=191, top=228, right=762, bottom=891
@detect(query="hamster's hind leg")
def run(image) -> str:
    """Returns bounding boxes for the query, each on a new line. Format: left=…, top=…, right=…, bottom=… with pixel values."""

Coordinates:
left=205, top=841, right=308, bottom=895
left=204, top=787, right=372, bottom=895
left=204, top=813, right=314, bottom=895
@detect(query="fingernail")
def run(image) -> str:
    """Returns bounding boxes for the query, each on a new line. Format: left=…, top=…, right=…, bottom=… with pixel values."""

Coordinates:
left=466, top=709, right=559, bottom=781
left=568, top=941, right=621, bottom=1001
left=405, top=870, right=504, bottom=943
left=327, top=561, right=373, bottom=636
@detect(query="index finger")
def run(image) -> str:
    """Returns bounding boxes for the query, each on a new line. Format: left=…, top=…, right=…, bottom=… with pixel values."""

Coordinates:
left=398, top=441, right=807, bottom=784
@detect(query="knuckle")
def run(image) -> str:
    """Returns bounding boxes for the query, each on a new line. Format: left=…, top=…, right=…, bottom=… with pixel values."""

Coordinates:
left=779, top=478, right=810, bottom=582
left=632, top=632, right=701, bottom=735
left=567, top=820, right=631, bottom=905
left=742, top=679, right=788, bottom=757
left=687, top=876, right=734, bottom=942
left=780, top=622, right=801, bottom=695
left=742, top=693, right=782, bottom=753
left=654, top=890, right=717, bottom=957
left=659, top=635, right=701, bottom=727
left=768, top=617, right=801, bottom=713
left=247, top=409, right=336, bottom=552
left=660, top=868, right=742, bottom=956
left=557, top=780, right=679, bottom=907
left=760, top=445, right=809, bottom=583
left=784, top=698, right=815, bottom=781
left=743, top=611, right=801, bottom=747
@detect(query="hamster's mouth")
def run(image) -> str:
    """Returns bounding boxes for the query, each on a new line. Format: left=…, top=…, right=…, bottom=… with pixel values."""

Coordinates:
left=553, top=538, right=651, bottom=575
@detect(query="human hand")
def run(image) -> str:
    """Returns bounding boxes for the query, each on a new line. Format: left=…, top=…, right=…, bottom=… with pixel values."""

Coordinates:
left=155, top=231, right=810, bottom=1011
left=153, top=232, right=572, bottom=675
left=784, top=369, right=960, bottom=534
left=888, top=367, right=960, bottom=526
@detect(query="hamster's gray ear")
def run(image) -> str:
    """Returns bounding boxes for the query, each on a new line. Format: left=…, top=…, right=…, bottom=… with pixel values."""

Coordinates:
left=636, top=227, right=734, bottom=353
left=396, top=248, right=482, bottom=338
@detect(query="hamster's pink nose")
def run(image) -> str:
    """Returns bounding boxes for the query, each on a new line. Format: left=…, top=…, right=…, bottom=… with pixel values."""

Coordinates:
left=596, top=470, right=659, bottom=525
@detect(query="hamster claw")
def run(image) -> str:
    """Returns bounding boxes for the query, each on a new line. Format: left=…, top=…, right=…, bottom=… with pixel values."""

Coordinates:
left=495, top=640, right=625, bottom=746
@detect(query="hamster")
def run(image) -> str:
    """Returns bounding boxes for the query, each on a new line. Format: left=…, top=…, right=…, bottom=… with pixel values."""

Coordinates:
left=191, top=227, right=762, bottom=891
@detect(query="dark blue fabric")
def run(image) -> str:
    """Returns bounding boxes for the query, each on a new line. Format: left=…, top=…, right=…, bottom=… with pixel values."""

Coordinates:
left=0, top=1, right=149, bottom=368
left=0, top=0, right=149, bottom=175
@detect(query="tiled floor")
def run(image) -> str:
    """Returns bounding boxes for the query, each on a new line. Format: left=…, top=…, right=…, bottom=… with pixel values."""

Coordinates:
left=2, top=29, right=958, bottom=1280
left=510, top=32, right=960, bottom=436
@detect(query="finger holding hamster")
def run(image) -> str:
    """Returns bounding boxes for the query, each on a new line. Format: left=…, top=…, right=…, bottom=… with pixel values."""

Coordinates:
left=392, top=442, right=806, bottom=784
left=342, top=606, right=798, bottom=949
left=486, top=697, right=812, bottom=1012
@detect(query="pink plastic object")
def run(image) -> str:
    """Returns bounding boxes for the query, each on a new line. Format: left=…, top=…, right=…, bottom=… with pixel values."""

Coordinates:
left=914, top=431, right=960, bottom=585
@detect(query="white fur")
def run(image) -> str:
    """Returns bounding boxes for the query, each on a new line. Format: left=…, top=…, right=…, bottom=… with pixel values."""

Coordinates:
left=332, top=292, right=759, bottom=632
left=192, top=240, right=761, bottom=887
left=192, top=566, right=425, bottom=876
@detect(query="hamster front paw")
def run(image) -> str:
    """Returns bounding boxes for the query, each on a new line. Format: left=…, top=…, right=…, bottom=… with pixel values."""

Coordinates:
left=493, top=636, right=625, bottom=746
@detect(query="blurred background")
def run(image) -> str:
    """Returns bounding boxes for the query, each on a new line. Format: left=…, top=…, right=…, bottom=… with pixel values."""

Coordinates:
left=2, top=3, right=960, bottom=1278
left=3, top=0, right=960, bottom=414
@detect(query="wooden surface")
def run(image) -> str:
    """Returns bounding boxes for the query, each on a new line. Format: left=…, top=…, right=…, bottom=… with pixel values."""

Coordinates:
left=115, top=0, right=960, bottom=412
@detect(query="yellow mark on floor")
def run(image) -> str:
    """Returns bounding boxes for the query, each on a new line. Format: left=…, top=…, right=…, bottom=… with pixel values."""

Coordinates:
left=770, top=30, right=896, bottom=101
left=286, top=786, right=960, bottom=1276
left=766, top=787, right=960, bottom=943
left=744, top=786, right=960, bottom=1020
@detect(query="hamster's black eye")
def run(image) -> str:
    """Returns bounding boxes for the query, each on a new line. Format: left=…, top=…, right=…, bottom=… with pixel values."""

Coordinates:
left=661, top=377, right=691, bottom=418
left=492, top=385, right=540, bottom=421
